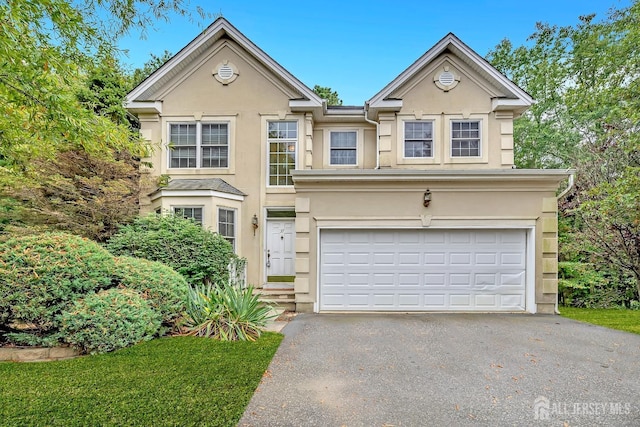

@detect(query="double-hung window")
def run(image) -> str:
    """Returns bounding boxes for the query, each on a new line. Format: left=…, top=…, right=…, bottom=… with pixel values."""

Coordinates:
left=169, top=122, right=229, bottom=168
left=329, top=131, right=357, bottom=165
left=201, top=123, right=228, bottom=167
left=451, top=120, right=480, bottom=157
left=268, top=121, right=297, bottom=186
left=404, top=122, right=433, bottom=158
left=173, top=207, right=203, bottom=225
left=218, top=208, right=236, bottom=250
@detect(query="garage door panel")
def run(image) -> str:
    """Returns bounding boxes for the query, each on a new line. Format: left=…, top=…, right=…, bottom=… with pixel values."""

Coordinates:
left=425, top=253, right=446, bottom=264
left=320, top=229, right=527, bottom=312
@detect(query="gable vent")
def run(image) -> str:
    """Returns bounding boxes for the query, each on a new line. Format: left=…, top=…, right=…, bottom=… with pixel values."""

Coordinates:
left=218, top=64, right=234, bottom=80
left=438, top=71, right=455, bottom=86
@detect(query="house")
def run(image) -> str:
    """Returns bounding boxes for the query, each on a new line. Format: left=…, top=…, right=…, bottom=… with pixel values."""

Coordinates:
left=126, top=18, right=572, bottom=314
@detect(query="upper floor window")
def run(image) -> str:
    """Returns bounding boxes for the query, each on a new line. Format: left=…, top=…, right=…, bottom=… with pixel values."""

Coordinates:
left=451, top=120, right=480, bottom=157
left=173, top=206, right=203, bottom=225
left=268, top=121, right=297, bottom=186
left=218, top=208, right=236, bottom=250
left=329, top=131, right=357, bottom=165
left=169, top=122, right=228, bottom=168
left=404, top=122, right=433, bottom=158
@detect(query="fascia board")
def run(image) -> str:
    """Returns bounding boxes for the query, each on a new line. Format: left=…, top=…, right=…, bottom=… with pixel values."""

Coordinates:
left=368, top=33, right=533, bottom=108
left=126, top=18, right=322, bottom=107
left=291, top=169, right=574, bottom=184
left=149, top=189, right=245, bottom=202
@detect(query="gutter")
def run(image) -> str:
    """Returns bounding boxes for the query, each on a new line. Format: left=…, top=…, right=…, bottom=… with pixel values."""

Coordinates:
left=364, top=103, right=380, bottom=169
left=556, top=170, right=575, bottom=199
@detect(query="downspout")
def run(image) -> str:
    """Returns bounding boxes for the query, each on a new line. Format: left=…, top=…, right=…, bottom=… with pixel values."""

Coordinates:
left=364, top=103, right=380, bottom=169
left=557, top=170, right=575, bottom=200
left=554, top=169, right=575, bottom=314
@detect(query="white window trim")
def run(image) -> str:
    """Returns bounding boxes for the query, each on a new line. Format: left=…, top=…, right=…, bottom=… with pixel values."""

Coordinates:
left=321, top=127, right=365, bottom=168
left=444, top=114, right=489, bottom=164
left=164, top=115, right=236, bottom=174
left=328, top=130, right=359, bottom=167
left=217, top=207, right=237, bottom=251
left=396, top=115, right=441, bottom=165
left=264, top=117, right=301, bottom=191
left=402, top=120, right=435, bottom=159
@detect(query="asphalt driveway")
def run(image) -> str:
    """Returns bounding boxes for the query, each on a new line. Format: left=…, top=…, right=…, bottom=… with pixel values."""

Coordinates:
left=240, top=313, right=640, bottom=426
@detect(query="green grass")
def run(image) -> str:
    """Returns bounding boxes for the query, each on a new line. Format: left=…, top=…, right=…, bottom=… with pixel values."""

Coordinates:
left=0, top=334, right=283, bottom=426
left=559, top=307, right=640, bottom=335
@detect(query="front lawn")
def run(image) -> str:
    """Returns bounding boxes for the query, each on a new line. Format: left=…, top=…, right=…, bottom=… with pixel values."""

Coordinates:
left=0, top=334, right=283, bottom=426
left=559, top=307, right=640, bottom=335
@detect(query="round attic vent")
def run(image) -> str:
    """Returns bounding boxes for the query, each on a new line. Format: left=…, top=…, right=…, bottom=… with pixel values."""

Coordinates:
left=218, top=64, right=234, bottom=80
left=438, top=71, right=455, bottom=86
left=213, top=61, right=238, bottom=84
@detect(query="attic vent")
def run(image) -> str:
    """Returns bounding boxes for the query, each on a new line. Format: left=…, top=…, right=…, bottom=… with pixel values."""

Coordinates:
left=438, top=71, right=455, bottom=86
left=213, top=61, right=239, bottom=84
left=433, top=66, right=460, bottom=91
left=218, top=64, right=234, bottom=80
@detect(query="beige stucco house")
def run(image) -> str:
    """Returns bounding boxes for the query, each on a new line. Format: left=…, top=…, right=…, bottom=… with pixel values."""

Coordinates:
left=126, top=18, right=572, bottom=314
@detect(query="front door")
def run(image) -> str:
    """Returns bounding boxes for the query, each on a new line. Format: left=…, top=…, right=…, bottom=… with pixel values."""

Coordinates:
left=266, top=220, right=295, bottom=279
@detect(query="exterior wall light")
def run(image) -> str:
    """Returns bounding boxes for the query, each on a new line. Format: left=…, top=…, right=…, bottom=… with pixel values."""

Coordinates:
left=251, top=214, right=259, bottom=236
left=424, top=189, right=432, bottom=207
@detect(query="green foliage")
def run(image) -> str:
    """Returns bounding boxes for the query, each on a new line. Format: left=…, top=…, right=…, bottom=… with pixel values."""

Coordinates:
left=106, top=214, right=235, bottom=286
left=313, top=85, right=343, bottom=105
left=0, top=334, right=283, bottom=426
left=0, top=1, right=207, bottom=236
left=60, top=288, right=161, bottom=354
left=114, top=256, right=189, bottom=328
left=1, top=150, right=140, bottom=242
left=0, top=231, right=188, bottom=350
left=487, top=1, right=640, bottom=301
left=130, top=50, right=173, bottom=89
left=0, top=233, right=115, bottom=339
left=183, top=284, right=276, bottom=341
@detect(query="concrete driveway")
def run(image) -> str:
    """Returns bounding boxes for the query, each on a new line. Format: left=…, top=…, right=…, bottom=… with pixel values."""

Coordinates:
left=240, top=314, right=640, bottom=426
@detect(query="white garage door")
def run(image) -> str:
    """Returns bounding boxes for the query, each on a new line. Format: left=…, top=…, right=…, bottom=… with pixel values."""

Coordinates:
left=320, top=229, right=527, bottom=311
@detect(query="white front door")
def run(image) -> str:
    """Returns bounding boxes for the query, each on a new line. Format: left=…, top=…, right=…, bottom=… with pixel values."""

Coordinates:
left=266, top=220, right=295, bottom=277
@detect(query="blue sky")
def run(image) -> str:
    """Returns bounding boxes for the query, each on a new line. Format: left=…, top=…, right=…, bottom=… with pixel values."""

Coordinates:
left=118, top=0, right=631, bottom=105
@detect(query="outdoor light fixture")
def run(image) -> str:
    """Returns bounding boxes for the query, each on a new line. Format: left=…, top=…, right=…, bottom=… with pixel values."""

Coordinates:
left=423, top=189, right=432, bottom=207
left=251, top=214, right=259, bottom=236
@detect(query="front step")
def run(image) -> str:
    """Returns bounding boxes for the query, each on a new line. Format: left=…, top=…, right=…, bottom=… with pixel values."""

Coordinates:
left=256, top=287, right=296, bottom=312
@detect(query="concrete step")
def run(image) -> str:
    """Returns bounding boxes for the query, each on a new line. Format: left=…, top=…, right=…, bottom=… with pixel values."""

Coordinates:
left=257, top=288, right=296, bottom=312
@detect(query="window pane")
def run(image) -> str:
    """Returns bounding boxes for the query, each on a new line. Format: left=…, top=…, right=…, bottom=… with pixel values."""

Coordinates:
left=218, top=208, right=235, bottom=250
left=202, top=123, right=228, bottom=145
left=268, top=121, right=297, bottom=186
left=404, top=121, right=433, bottom=158
left=174, top=207, right=203, bottom=225
left=451, top=121, right=480, bottom=157
left=170, top=124, right=196, bottom=146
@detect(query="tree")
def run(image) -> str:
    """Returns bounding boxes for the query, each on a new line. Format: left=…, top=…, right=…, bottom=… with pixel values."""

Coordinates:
left=486, top=1, right=640, bottom=301
left=313, top=85, right=343, bottom=105
left=130, top=50, right=173, bottom=89
left=0, top=1, right=205, bottom=238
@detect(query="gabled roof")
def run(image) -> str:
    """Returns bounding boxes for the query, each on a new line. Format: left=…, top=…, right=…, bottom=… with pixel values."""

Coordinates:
left=367, top=33, right=533, bottom=115
left=126, top=17, right=323, bottom=113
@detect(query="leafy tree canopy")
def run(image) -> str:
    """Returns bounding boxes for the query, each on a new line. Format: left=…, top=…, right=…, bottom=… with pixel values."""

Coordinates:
left=487, top=1, right=640, bottom=299
left=313, top=85, right=343, bottom=105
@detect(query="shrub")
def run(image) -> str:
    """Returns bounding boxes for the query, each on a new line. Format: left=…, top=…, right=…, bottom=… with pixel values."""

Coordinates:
left=60, top=288, right=161, bottom=354
left=182, top=284, right=276, bottom=341
left=113, top=256, right=189, bottom=329
left=105, top=214, right=235, bottom=286
left=0, top=232, right=115, bottom=343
